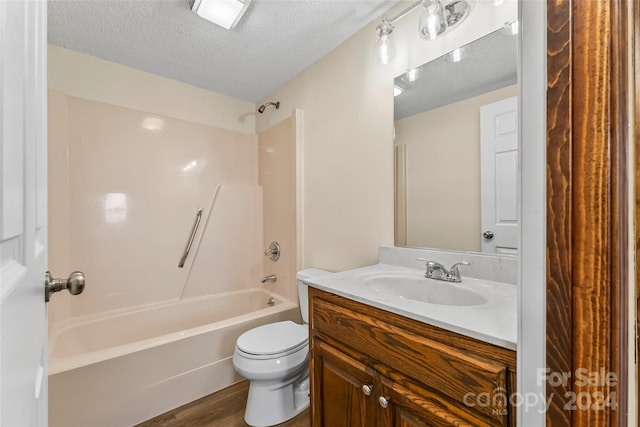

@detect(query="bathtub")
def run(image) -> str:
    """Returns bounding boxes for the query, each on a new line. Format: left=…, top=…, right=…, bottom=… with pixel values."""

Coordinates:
left=48, top=288, right=300, bottom=427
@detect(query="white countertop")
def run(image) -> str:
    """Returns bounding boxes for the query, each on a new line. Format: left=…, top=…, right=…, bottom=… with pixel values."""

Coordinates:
left=304, top=263, right=517, bottom=350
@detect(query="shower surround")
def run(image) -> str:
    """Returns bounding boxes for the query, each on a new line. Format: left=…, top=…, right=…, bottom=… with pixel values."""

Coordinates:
left=48, top=92, right=262, bottom=320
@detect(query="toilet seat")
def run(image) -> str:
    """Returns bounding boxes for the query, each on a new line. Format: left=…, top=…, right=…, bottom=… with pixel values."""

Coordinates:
left=236, top=321, right=308, bottom=360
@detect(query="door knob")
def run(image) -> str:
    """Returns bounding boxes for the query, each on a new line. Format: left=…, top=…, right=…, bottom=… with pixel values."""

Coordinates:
left=45, top=271, right=85, bottom=302
left=362, top=384, right=373, bottom=396
left=483, top=230, right=494, bottom=240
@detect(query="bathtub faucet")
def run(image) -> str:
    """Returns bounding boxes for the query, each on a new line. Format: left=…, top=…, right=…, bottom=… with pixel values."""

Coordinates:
left=261, top=274, right=277, bottom=284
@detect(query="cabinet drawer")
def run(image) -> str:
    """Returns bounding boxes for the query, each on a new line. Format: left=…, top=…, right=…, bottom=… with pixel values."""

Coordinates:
left=311, top=293, right=508, bottom=425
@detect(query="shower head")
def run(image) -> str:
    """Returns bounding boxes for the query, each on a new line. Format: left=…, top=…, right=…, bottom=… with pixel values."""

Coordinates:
left=258, top=101, right=280, bottom=114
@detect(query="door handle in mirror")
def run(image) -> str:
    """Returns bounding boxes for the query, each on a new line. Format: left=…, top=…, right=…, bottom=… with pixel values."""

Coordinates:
left=483, top=231, right=494, bottom=240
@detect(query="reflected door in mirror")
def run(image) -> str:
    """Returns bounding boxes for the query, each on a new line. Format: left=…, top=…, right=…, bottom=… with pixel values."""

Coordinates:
left=480, top=96, right=518, bottom=255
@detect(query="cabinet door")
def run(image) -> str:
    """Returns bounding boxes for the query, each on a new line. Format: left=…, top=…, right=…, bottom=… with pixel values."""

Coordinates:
left=378, top=378, right=493, bottom=427
left=311, top=340, right=376, bottom=427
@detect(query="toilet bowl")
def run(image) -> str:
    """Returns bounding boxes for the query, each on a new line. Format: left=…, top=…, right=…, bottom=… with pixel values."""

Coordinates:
left=233, top=268, right=330, bottom=427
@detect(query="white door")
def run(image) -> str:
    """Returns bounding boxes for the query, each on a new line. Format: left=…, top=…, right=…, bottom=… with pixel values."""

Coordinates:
left=1, top=1, right=48, bottom=425
left=480, top=96, right=518, bottom=255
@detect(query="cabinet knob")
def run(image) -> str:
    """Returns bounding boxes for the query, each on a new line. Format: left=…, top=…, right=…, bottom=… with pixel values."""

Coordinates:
left=378, top=396, right=390, bottom=408
left=362, top=384, right=373, bottom=396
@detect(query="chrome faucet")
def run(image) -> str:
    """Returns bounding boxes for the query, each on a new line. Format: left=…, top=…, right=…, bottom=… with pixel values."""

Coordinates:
left=417, top=258, right=470, bottom=283
left=261, top=274, right=277, bottom=283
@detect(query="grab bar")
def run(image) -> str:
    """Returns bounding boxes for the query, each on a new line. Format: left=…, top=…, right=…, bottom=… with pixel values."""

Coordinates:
left=178, top=208, right=203, bottom=268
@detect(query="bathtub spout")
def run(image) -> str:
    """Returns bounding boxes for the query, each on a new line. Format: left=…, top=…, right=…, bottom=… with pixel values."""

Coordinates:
left=261, top=274, right=277, bottom=283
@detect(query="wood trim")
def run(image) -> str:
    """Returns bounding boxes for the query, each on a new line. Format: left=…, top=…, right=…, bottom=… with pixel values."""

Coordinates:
left=634, top=0, right=640, bottom=419
left=546, top=0, right=573, bottom=423
left=610, top=1, right=630, bottom=425
left=571, top=2, right=613, bottom=425
left=546, top=0, right=631, bottom=425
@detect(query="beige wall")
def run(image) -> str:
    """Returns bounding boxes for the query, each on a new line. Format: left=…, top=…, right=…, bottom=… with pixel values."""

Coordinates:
left=48, top=45, right=256, bottom=134
left=255, top=1, right=517, bottom=271
left=395, top=85, right=518, bottom=251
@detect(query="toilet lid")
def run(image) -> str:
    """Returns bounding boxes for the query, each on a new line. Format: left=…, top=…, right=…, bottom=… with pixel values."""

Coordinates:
left=237, top=321, right=308, bottom=356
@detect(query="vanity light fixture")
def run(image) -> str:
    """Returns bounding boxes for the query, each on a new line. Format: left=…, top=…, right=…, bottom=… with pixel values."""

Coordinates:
left=191, top=0, right=251, bottom=30
left=374, top=0, right=472, bottom=64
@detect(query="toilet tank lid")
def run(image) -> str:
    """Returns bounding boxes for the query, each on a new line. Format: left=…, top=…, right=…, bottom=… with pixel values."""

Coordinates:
left=296, top=268, right=331, bottom=281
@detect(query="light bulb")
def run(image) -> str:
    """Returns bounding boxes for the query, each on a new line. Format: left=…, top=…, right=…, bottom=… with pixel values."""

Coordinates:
left=374, top=23, right=394, bottom=65
left=419, top=0, right=447, bottom=40
left=404, top=67, right=423, bottom=82
left=445, top=45, right=468, bottom=62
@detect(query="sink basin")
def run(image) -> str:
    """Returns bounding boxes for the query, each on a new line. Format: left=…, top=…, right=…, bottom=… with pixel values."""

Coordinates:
left=360, top=273, right=488, bottom=307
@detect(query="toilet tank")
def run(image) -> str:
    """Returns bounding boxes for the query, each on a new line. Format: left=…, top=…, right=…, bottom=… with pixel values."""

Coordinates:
left=296, top=268, right=331, bottom=324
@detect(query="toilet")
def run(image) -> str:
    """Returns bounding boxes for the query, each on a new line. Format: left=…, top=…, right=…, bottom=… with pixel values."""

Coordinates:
left=233, top=268, right=330, bottom=427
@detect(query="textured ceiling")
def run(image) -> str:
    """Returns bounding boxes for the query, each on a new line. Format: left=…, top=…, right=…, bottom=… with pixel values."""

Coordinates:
left=394, top=27, right=518, bottom=120
left=48, top=0, right=399, bottom=103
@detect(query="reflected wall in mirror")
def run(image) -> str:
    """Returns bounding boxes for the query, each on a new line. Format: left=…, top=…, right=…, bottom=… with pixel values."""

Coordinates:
left=394, top=27, right=518, bottom=255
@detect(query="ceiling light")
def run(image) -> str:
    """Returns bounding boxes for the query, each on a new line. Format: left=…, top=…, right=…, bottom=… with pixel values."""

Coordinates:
left=191, top=0, right=251, bottom=30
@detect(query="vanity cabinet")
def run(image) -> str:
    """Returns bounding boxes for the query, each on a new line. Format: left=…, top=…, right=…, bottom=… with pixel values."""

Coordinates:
left=309, top=287, right=517, bottom=427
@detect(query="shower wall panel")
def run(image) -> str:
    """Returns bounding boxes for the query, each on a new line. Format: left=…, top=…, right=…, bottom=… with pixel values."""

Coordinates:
left=181, top=184, right=263, bottom=299
left=258, top=115, right=298, bottom=302
left=48, top=91, right=260, bottom=320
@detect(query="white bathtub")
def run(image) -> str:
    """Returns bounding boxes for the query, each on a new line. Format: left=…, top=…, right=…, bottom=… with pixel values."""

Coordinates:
left=48, top=288, right=300, bottom=427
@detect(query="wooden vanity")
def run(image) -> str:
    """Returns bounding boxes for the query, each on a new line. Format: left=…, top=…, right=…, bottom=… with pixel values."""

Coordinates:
left=309, top=287, right=517, bottom=426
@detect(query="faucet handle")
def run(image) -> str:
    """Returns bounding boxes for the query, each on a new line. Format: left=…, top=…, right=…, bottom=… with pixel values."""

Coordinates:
left=417, top=258, right=446, bottom=269
left=449, top=261, right=470, bottom=275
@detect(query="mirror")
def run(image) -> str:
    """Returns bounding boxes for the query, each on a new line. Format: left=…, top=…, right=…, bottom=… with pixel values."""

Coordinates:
left=394, top=27, right=518, bottom=254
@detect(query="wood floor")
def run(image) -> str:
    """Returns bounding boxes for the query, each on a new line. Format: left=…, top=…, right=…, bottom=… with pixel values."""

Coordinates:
left=135, top=381, right=310, bottom=427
